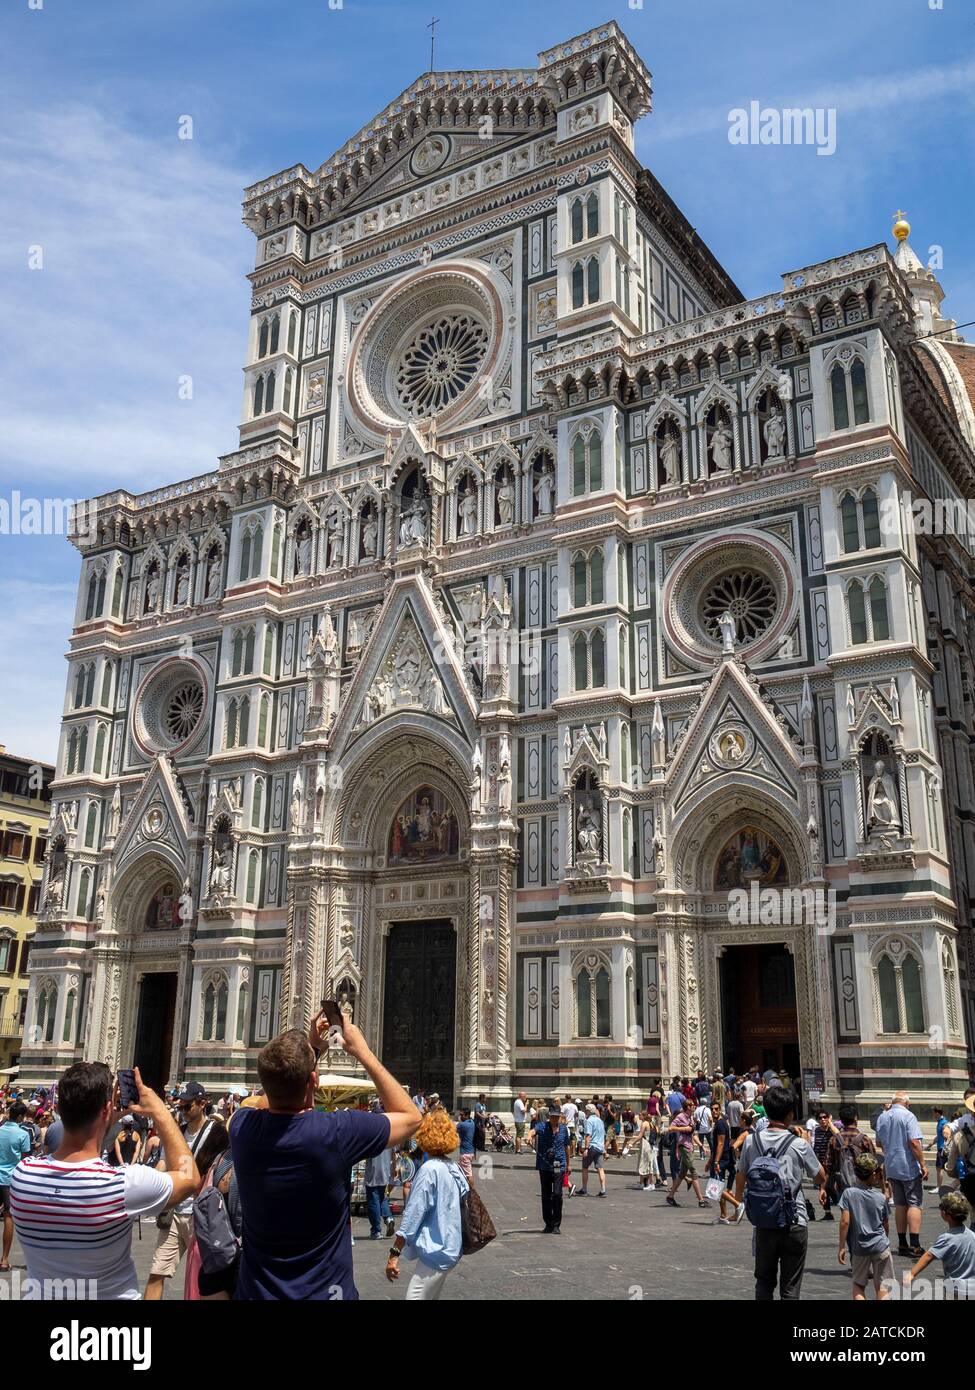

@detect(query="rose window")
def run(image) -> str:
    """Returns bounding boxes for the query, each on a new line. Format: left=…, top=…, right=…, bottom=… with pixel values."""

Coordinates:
left=132, top=659, right=208, bottom=757
left=164, top=682, right=204, bottom=742
left=393, top=313, right=489, bottom=416
left=700, top=570, right=778, bottom=645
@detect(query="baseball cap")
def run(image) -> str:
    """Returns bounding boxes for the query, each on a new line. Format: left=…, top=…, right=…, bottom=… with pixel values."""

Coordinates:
left=178, top=1081, right=207, bottom=1105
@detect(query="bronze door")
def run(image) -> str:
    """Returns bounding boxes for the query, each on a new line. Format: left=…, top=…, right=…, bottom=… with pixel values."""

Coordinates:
left=382, top=921, right=456, bottom=1107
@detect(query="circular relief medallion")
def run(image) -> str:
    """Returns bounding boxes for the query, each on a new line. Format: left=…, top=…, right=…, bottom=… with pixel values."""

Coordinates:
left=708, top=723, right=755, bottom=769
left=410, top=135, right=450, bottom=177
left=143, top=807, right=165, bottom=838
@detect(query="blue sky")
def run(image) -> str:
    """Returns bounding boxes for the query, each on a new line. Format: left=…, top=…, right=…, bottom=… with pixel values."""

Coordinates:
left=1, top=0, right=973, bottom=763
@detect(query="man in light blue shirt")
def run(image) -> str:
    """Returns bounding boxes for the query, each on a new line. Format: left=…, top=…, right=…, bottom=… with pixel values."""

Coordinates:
left=579, top=1103, right=607, bottom=1197
left=875, top=1093, right=927, bottom=1259
left=0, top=1102, right=32, bottom=1272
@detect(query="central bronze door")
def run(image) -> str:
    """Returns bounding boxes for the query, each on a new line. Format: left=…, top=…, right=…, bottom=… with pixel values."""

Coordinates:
left=382, top=921, right=456, bottom=1107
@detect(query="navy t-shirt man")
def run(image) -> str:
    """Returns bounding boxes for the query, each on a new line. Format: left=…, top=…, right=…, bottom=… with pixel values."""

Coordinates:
left=231, top=1106, right=389, bottom=1300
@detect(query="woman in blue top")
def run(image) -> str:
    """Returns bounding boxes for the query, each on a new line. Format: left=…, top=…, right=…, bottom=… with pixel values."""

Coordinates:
left=386, top=1109, right=469, bottom=1300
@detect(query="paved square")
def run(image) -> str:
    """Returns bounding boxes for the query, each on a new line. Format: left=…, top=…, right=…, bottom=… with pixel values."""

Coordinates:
left=8, top=1151, right=949, bottom=1302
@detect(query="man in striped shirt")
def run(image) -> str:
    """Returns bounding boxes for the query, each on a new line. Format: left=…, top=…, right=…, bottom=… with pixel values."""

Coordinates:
left=11, top=1062, right=198, bottom=1300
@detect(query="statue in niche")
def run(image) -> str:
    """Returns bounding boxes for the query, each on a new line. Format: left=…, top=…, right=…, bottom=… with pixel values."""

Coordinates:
left=45, top=861, right=65, bottom=909
left=533, top=463, right=555, bottom=517
left=496, top=474, right=515, bottom=527
left=204, top=550, right=221, bottom=598
left=290, top=769, right=303, bottom=829
left=459, top=485, right=478, bottom=537
left=144, top=569, right=160, bottom=613
left=174, top=559, right=190, bottom=605
left=209, top=848, right=232, bottom=899
left=659, top=427, right=680, bottom=484
left=764, top=404, right=786, bottom=458
left=360, top=509, right=378, bottom=558
left=576, top=798, right=601, bottom=858
left=866, top=758, right=901, bottom=834
left=326, top=509, right=345, bottom=567
left=94, top=879, right=106, bottom=921
left=178, top=878, right=194, bottom=925
left=399, top=491, right=428, bottom=549
left=421, top=669, right=449, bottom=716
left=710, top=420, right=733, bottom=474
left=295, top=524, right=312, bottom=576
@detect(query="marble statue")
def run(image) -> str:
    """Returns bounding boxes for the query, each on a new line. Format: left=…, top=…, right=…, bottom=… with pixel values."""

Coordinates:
left=659, top=428, right=680, bottom=484
left=710, top=422, right=733, bottom=473
left=718, top=610, right=736, bottom=653
left=361, top=511, right=378, bottom=558
left=174, top=563, right=190, bottom=604
left=496, top=476, right=515, bottom=526
left=764, top=405, right=786, bottom=458
left=209, top=848, right=231, bottom=898
left=459, top=486, right=478, bottom=537
left=533, top=464, right=555, bottom=517
left=577, top=799, right=601, bottom=858
left=178, top=879, right=193, bottom=924
left=290, top=769, right=303, bottom=829
left=205, top=552, right=221, bottom=597
left=866, top=759, right=901, bottom=833
left=326, top=509, right=345, bottom=567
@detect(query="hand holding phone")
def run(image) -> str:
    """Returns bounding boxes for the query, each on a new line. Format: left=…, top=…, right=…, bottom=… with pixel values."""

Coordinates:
left=319, top=999, right=345, bottom=1050
left=118, top=1068, right=139, bottom=1110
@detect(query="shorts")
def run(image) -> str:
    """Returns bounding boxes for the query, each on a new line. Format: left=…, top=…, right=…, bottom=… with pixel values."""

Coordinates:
left=514, top=1123, right=526, bottom=1138
left=679, top=1149, right=698, bottom=1180
left=890, top=1176, right=923, bottom=1209
left=582, top=1147, right=605, bottom=1171
left=197, top=1253, right=239, bottom=1298
left=149, top=1211, right=194, bottom=1278
left=851, top=1248, right=895, bottom=1292
left=458, top=1153, right=473, bottom=1181
left=0, top=1185, right=9, bottom=1217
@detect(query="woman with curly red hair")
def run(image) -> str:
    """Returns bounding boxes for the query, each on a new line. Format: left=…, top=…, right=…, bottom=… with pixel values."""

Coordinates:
left=386, top=1109, right=469, bottom=1300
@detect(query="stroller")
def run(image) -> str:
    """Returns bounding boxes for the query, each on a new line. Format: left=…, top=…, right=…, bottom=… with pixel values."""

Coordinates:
left=488, top=1114, right=515, bottom=1151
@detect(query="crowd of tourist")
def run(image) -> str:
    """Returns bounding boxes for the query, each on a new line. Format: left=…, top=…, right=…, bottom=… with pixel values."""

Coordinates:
left=1, top=1043, right=973, bottom=1303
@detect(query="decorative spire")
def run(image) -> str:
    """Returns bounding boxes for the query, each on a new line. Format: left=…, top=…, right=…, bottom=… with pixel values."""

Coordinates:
left=892, top=209, right=911, bottom=243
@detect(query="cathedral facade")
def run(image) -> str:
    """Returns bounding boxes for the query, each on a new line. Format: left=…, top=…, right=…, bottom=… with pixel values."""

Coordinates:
left=21, top=22, right=975, bottom=1115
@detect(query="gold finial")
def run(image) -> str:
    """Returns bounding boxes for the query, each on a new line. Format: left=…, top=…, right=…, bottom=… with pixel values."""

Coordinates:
left=892, top=210, right=911, bottom=243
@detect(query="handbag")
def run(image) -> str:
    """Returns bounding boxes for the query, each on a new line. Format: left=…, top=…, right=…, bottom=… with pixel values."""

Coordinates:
left=460, top=1183, right=497, bottom=1254
left=705, top=1177, right=725, bottom=1202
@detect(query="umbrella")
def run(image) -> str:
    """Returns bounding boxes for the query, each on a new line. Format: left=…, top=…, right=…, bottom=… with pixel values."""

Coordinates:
left=314, top=1072, right=377, bottom=1111
left=0, top=1066, right=19, bottom=1077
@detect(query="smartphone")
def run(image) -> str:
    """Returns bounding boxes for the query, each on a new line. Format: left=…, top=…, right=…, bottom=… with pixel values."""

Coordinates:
left=320, top=999, right=344, bottom=1029
left=118, top=1068, right=139, bottom=1109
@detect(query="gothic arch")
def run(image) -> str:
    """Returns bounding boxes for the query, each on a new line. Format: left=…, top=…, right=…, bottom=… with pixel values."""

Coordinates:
left=108, top=848, right=186, bottom=936
left=670, top=789, right=810, bottom=896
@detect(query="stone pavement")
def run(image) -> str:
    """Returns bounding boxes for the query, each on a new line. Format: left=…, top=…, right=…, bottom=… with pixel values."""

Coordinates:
left=8, top=1150, right=950, bottom=1301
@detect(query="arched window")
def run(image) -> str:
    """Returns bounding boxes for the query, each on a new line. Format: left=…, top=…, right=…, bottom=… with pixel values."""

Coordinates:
left=76, top=868, right=90, bottom=918
left=573, top=632, right=588, bottom=691
left=287, top=310, right=297, bottom=356
left=263, top=628, right=274, bottom=675
left=591, top=629, right=606, bottom=687
left=258, top=317, right=269, bottom=358
left=258, top=693, right=270, bottom=747
left=237, top=696, right=250, bottom=747
left=269, top=313, right=280, bottom=355
left=840, top=493, right=860, bottom=552
left=576, top=969, right=592, bottom=1038
left=84, top=665, right=95, bottom=706
left=74, top=666, right=86, bottom=709
left=264, top=370, right=276, bottom=413
left=830, top=357, right=870, bottom=430
left=66, top=729, right=78, bottom=775
left=861, top=489, right=881, bottom=547
left=868, top=578, right=890, bottom=640
left=100, top=662, right=113, bottom=708
left=93, top=725, right=106, bottom=775
left=78, top=727, right=88, bottom=774
left=571, top=198, right=584, bottom=244
left=590, top=549, right=604, bottom=604
left=246, top=850, right=259, bottom=903
left=586, top=193, right=598, bottom=237
left=847, top=581, right=868, bottom=645
left=571, top=430, right=603, bottom=496
left=283, top=367, right=294, bottom=415
left=239, top=532, right=251, bottom=583
left=232, top=629, right=244, bottom=676
left=203, top=982, right=215, bottom=1039
left=876, top=945, right=926, bottom=1034
left=62, top=988, right=76, bottom=1044
left=85, top=802, right=98, bottom=848
left=111, top=566, right=124, bottom=616
left=236, top=981, right=249, bottom=1042
left=244, top=628, right=256, bottom=672
left=38, top=983, right=58, bottom=1044
left=252, top=779, right=264, bottom=829
left=270, top=522, right=282, bottom=578
left=252, top=374, right=265, bottom=417
left=572, top=549, right=604, bottom=607
left=587, top=256, right=600, bottom=304
left=571, top=261, right=585, bottom=310
left=225, top=700, right=239, bottom=750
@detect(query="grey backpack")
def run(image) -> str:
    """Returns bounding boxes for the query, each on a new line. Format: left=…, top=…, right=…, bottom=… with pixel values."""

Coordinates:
left=192, top=1156, right=239, bottom=1274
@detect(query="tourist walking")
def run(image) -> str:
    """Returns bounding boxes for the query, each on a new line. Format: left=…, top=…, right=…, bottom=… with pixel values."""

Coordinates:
left=735, top=1085, right=827, bottom=1300
left=904, top=1192, right=975, bottom=1297
left=638, top=1111, right=661, bottom=1190
left=666, top=1099, right=708, bottom=1209
left=386, top=1109, right=469, bottom=1299
left=836, top=1153, right=893, bottom=1300
left=0, top=1101, right=31, bottom=1272
left=875, top=1092, right=927, bottom=1259
left=579, top=1102, right=607, bottom=1197
left=534, top=1104, right=569, bottom=1233
left=145, top=1081, right=223, bottom=1301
